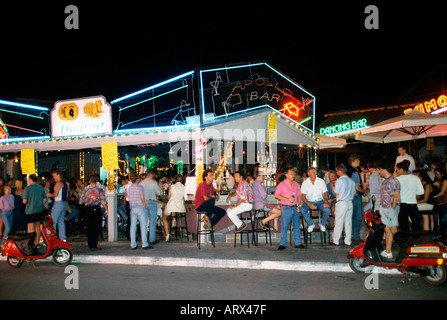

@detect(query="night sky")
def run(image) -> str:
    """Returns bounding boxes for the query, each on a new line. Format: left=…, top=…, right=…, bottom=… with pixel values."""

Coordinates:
left=1, top=5, right=446, bottom=127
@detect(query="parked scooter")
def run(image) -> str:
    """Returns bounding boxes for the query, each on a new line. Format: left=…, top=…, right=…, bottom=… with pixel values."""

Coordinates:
left=2, top=215, right=73, bottom=268
left=347, top=197, right=447, bottom=286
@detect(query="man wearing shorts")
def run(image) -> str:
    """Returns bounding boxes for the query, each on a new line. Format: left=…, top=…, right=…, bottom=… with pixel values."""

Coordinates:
left=22, top=174, right=47, bottom=246
left=377, top=162, right=400, bottom=259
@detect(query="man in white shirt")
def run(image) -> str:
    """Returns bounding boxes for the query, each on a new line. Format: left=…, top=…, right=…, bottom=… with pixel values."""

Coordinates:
left=300, top=167, right=331, bottom=232
left=331, top=165, right=356, bottom=246
left=395, top=146, right=415, bottom=173
left=396, top=160, right=424, bottom=231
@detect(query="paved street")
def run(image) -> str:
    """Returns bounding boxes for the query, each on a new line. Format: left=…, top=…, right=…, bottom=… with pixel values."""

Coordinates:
left=1, top=262, right=446, bottom=301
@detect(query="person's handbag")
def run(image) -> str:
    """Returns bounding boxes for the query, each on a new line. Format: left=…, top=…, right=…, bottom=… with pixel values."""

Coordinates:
left=435, top=193, right=447, bottom=206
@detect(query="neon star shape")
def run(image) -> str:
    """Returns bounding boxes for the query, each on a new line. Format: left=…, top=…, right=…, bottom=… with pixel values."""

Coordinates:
left=284, top=102, right=300, bottom=118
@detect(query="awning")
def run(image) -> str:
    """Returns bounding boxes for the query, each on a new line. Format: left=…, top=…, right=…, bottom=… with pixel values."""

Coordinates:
left=0, top=108, right=318, bottom=154
left=0, top=126, right=196, bottom=153
left=202, top=109, right=317, bottom=146
left=315, top=134, right=346, bottom=149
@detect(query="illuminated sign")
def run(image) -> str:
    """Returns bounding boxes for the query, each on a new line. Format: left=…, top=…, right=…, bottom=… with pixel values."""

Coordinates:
left=199, top=63, right=315, bottom=133
left=320, top=118, right=369, bottom=136
left=0, top=118, right=8, bottom=139
left=404, top=94, right=447, bottom=114
left=284, top=102, right=300, bottom=118
left=111, top=71, right=196, bottom=131
left=51, top=96, right=112, bottom=138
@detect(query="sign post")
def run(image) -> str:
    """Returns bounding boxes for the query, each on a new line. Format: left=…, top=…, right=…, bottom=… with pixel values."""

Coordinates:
left=101, top=141, right=119, bottom=242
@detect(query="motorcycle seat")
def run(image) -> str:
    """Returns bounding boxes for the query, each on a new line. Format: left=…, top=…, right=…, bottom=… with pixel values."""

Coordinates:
left=394, top=231, right=437, bottom=247
left=8, top=232, right=36, bottom=241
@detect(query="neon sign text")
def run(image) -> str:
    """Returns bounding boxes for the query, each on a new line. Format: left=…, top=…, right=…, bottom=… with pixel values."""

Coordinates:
left=404, top=94, right=447, bottom=114
left=320, top=118, right=368, bottom=136
left=200, top=63, right=316, bottom=133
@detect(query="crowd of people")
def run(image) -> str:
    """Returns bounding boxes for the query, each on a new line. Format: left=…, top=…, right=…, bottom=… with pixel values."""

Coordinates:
left=1, top=144, right=446, bottom=255
left=194, top=146, right=447, bottom=254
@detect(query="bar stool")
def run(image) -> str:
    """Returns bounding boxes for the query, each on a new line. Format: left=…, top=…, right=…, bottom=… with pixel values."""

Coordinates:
left=196, top=211, right=215, bottom=249
left=420, top=210, right=440, bottom=232
left=307, top=209, right=328, bottom=246
left=234, top=210, right=254, bottom=248
left=252, top=209, right=272, bottom=246
left=169, top=212, right=189, bottom=242
left=156, top=216, right=164, bottom=240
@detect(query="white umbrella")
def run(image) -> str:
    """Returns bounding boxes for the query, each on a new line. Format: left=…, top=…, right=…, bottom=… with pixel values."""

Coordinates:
left=355, top=109, right=447, bottom=144
left=316, top=133, right=347, bottom=149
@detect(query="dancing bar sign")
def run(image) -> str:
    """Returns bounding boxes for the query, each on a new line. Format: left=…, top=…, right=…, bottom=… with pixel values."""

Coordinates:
left=320, top=118, right=369, bottom=136
left=50, top=95, right=113, bottom=138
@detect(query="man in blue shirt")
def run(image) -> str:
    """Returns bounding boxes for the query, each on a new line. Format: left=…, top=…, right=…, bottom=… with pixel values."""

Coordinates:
left=347, top=155, right=365, bottom=244
left=331, top=165, right=356, bottom=246
left=127, top=173, right=152, bottom=250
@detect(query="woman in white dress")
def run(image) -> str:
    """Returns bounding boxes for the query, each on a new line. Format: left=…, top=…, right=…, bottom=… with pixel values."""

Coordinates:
left=162, top=175, right=186, bottom=241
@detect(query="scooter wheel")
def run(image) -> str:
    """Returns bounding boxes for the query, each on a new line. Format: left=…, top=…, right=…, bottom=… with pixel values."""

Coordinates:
left=52, top=248, right=73, bottom=267
left=422, top=265, right=447, bottom=286
left=7, top=256, right=24, bottom=268
left=349, top=257, right=369, bottom=274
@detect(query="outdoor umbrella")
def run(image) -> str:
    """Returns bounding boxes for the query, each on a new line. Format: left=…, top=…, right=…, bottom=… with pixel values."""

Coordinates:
left=355, top=109, right=447, bottom=144
left=316, top=133, right=347, bottom=149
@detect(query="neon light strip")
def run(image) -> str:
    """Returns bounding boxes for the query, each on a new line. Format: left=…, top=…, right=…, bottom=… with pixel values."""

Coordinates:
left=264, top=63, right=316, bottom=101
left=121, top=106, right=194, bottom=128
left=212, top=105, right=269, bottom=121
left=0, top=99, right=49, bottom=111
left=199, top=62, right=265, bottom=74
left=298, top=116, right=312, bottom=124
left=3, top=123, right=44, bottom=134
left=0, top=136, right=51, bottom=144
left=0, top=108, right=45, bottom=119
left=118, top=85, right=188, bottom=112
left=431, top=106, right=447, bottom=115
left=111, top=71, right=195, bottom=105
left=113, top=124, right=199, bottom=135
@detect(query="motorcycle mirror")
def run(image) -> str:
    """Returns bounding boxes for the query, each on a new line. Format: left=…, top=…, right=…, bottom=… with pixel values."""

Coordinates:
left=371, top=195, right=376, bottom=203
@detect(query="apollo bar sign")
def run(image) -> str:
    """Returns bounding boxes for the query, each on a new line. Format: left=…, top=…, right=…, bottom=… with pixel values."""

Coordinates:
left=50, top=96, right=113, bottom=138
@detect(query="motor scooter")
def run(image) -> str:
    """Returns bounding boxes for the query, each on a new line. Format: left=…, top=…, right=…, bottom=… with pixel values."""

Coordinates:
left=347, top=197, right=447, bottom=286
left=2, top=215, right=73, bottom=268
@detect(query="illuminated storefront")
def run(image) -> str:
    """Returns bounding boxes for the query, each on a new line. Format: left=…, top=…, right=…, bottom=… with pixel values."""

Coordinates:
left=318, top=65, right=447, bottom=166
left=0, top=62, right=319, bottom=180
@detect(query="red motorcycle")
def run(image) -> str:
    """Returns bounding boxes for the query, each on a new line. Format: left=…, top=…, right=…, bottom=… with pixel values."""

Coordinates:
left=347, top=198, right=447, bottom=286
left=2, top=216, right=73, bottom=268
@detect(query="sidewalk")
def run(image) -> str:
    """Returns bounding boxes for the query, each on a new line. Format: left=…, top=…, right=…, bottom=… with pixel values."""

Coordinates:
left=64, top=228, right=379, bottom=273
left=3, top=228, right=399, bottom=274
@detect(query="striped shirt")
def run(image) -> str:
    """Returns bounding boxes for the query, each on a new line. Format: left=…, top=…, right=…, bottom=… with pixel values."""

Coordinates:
left=236, top=179, right=254, bottom=204
left=126, top=184, right=145, bottom=209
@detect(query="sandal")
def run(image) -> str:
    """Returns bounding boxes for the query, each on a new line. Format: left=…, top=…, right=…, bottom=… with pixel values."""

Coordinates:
left=259, top=220, right=270, bottom=231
